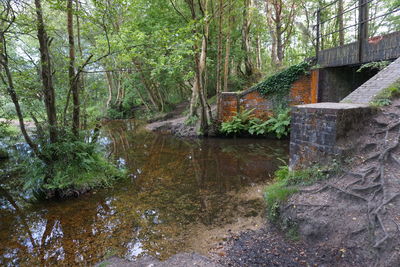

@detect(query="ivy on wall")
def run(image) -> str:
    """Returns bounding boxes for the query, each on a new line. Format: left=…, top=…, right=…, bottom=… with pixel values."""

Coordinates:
left=252, top=62, right=311, bottom=111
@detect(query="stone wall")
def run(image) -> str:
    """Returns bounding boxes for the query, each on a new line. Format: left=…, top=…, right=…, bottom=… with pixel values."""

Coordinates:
left=290, top=103, right=372, bottom=169
left=219, top=71, right=318, bottom=121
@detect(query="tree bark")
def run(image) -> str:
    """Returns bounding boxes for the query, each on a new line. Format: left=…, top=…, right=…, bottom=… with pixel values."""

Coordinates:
left=242, top=0, right=254, bottom=77
left=67, top=0, right=79, bottom=137
left=223, top=0, right=232, bottom=92
left=337, top=0, right=344, bottom=46
left=216, top=0, right=224, bottom=117
left=34, top=0, right=58, bottom=143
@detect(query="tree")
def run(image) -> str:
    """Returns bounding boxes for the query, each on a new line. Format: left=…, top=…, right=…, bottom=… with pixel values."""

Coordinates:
left=34, top=0, right=58, bottom=143
left=265, top=0, right=297, bottom=67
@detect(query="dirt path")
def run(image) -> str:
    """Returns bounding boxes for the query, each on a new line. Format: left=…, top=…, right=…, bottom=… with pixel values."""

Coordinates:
left=146, top=102, right=217, bottom=137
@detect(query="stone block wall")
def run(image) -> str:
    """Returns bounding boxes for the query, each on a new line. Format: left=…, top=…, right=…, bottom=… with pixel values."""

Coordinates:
left=290, top=103, right=372, bottom=169
left=219, top=70, right=318, bottom=122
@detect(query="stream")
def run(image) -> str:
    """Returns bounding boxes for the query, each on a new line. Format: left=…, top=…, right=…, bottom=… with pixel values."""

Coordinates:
left=0, top=120, right=288, bottom=266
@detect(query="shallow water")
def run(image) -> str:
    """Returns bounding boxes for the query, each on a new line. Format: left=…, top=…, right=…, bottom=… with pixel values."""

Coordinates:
left=0, top=120, right=288, bottom=266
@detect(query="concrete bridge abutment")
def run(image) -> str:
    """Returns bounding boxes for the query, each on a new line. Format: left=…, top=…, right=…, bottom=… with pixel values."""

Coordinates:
left=289, top=103, right=373, bottom=169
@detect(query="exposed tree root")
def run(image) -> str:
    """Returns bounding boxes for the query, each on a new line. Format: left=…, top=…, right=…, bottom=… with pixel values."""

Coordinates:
left=290, top=105, right=400, bottom=264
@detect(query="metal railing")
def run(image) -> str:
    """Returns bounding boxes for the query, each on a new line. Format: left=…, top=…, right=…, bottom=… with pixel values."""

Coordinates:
left=314, top=0, right=400, bottom=61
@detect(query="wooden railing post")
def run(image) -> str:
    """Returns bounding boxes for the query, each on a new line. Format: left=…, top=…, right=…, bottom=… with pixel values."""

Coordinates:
left=316, top=9, right=321, bottom=60
left=358, top=0, right=369, bottom=62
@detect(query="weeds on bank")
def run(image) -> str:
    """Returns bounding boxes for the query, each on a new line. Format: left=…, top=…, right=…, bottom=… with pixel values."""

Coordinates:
left=370, top=79, right=400, bottom=107
left=265, top=161, right=340, bottom=222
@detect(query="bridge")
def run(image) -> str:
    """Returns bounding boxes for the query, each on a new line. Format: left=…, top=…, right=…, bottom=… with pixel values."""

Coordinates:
left=315, top=0, right=400, bottom=68
left=290, top=0, right=400, bottom=169
left=311, top=0, right=400, bottom=103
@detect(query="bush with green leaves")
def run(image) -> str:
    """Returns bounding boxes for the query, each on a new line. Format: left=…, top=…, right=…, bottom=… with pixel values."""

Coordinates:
left=264, top=108, right=291, bottom=139
left=220, top=108, right=254, bottom=135
left=221, top=108, right=291, bottom=138
left=23, top=136, right=125, bottom=199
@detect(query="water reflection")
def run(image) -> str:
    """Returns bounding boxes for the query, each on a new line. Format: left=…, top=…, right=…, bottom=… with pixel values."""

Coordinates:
left=0, top=120, right=288, bottom=266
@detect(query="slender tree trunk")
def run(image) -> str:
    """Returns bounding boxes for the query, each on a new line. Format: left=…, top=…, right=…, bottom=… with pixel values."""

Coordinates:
left=67, top=0, right=79, bottom=137
left=75, top=0, right=87, bottom=129
left=0, top=33, right=42, bottom=159
left=34, top=0, right=58, bottom=143
left=242, top=0, right=253, bottom=78
left=133, top=60, right=161, bottom=111
left=186, top=0, right=211, bottom=134
left=276, top=17, right=284, bottom=66
left=223, top=0, right=232, bottom=92
left=338, top=0, right=344, bottom=46
left=256, top=34, right=262, bottom=69
left=265, top=2, right=278, bottom=66
left=216, top=0, right=224, bottom=117
left=105, top=71, right=114, bottom=108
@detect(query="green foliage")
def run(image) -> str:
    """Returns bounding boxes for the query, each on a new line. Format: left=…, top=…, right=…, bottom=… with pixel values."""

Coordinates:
left=357, top=61, right=390, bottom=73
left=264, top=109, right=291, bottom=139
left=106, top=105, right=126, bottom=120
left=248, top=118, right=269, bottom=135
left=23, top=137, right=125, bottom=198
left=252, top=62, right=310, bottom=110
left=221, top=108, right=290, bottom=138
left=0, top=121, right=19, bottom=139
left=264, top=163, right=337, bottom=221
left=220, top=109, right=254, bottom=135
left=370, top=80, right=400, bottom=107
left=185, top=115, right=199, bottom=126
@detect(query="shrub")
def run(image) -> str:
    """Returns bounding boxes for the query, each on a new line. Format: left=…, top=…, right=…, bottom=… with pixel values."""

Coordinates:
left=221, top=108, right=291, bottom=139
left=264, top=109, right=291, bottom=139
left=23, top=137, right=125, bottom=199
left=220, top=108, right=254, bottom=135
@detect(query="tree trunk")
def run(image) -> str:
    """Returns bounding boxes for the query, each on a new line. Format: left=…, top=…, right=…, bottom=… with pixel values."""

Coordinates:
left=0, top=32, right=42, bottom=160
left=34, top=0, right=58, bottom=143
left=276, top=19, right=283, bottom=66
left=105, top=71, right=114, bottom=108
left=338, top=0, right=344, bottom=46
left=223, top=0, right=232, bottom=92
left=133, top=60, right=162, bottom=111
left=216, top=0, right=224, bottom=117
left=67, top=0, right=79, bottom=137
left=256, top=34, right=262, bottom=70
left=242, top=0, right=253, bottom=78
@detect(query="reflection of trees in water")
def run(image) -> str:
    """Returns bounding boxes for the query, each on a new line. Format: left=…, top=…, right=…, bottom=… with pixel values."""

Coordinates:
left=0, top=121, right=288, bottom=265
left=0, top=186, right=138, bottom=266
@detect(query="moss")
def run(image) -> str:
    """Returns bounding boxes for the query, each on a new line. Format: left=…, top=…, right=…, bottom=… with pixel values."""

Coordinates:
left=370, top=79, right=400, bottom=107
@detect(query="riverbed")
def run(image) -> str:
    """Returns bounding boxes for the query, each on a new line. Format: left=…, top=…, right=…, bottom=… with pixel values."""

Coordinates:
left=0, top=120, right=288, bottom=266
